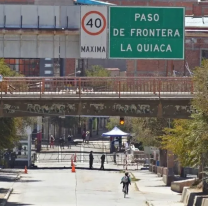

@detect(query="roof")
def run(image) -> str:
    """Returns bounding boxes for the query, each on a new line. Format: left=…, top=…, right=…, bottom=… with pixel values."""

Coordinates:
left=102, top=126, right=130, bottom=137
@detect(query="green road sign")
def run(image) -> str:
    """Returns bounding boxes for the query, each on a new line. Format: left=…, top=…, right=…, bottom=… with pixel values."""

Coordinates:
left=109, top=7, right=185, bottom=59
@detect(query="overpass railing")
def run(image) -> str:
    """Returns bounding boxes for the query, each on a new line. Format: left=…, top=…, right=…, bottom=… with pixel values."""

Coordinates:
left=0, top=77, right=194, bottom=98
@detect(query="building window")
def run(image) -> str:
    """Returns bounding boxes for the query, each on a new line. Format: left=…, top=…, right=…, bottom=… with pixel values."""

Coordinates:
left=44, top=70, right=52, bottom=74
left=5, top=59, right=40, bottom=77
left=201, top=50, right=208, bottom=62
left=45, top=64, right=52, bottom=67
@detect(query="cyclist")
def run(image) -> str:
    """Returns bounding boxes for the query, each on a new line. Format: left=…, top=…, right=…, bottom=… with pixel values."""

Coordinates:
left=120, top=172, right=131, bottom=194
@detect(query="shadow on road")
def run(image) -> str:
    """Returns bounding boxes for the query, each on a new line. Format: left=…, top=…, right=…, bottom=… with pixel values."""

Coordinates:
left=146, top=185, right=169, bottom=188
left=31, top=167, right=121, bottom=172
left=0, top=177, right=18, bottom=182
left=6, top=202, right=34, bottom=206
left=38, top=151, right=110, bottom=154
left=17, top=179, right=42, bottom=183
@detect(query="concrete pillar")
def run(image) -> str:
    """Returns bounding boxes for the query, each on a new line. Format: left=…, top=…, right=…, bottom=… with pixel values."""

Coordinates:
left=166, top=150, right=174, bottom=186
left=159, top=149, right=167, bottom=167
left=167, top=150, right=174, bottom=168
left=89, top=119, right=92, bottom=137
left=0, top=101, right=3, bottom=117
left=96, top=117, right=99, bottom=135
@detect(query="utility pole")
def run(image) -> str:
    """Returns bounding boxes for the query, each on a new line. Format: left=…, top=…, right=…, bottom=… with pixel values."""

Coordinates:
left=47, top=118, right=50, bottom=150
left=96, top=117, right=99, bottom=135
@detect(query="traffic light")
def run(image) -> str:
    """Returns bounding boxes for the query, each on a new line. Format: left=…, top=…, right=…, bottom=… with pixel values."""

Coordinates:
left=120, top=117, right=124, bottom=125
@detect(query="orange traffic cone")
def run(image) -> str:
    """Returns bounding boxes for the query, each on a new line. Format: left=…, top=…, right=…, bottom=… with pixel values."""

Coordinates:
left=24, top=166, right=27, bottom=174
left=74, top=153, right=76, bottom=162
left=71, top=164, right=76, bottom=173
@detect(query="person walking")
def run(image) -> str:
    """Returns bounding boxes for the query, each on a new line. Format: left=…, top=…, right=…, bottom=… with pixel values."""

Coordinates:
left=82, top=130, right=86, bottom=143
left=10, top=151, right=17, bottom=168
left=86, top=131, right=90, bottom=144
left=50, top=135, right=55, bottom=149
left=67, top=134, right=72, bottom=149
left=100, top=154, right=105, bottom=170
left=89, top=151, right=94, bottom=169
left=59, top=136, right=64, bottom=149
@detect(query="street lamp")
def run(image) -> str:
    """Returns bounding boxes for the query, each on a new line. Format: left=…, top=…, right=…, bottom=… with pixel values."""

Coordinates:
left=68, top=71, right=81, bottom=76
left=68, top=70, right=81, bottom=87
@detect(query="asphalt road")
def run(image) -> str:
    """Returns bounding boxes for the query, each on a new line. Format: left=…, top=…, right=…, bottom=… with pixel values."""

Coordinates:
left=6, top=169, right=147, bottom=206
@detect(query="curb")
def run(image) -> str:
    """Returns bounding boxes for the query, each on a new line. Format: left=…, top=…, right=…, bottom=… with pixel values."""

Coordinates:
left=0, top=187, right=13, bottom=206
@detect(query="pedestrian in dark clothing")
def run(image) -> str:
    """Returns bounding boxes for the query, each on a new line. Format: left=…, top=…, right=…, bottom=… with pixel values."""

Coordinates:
left=50, top=135, right=55, bottom=148
left=3, top=151, right=10, bottom=168
left=10, top=152, right=17, bottom=168
left=89, top=151, right=94, bottom=169
left=82, top=131, right=86, bottom=143
left=59, top=137, right=64, bottom=149
left=68, top=135, right=72, bottom=149
left=100, top=154, right=105, bottom=170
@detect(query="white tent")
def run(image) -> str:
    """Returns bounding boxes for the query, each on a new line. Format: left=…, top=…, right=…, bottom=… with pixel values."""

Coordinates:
left=102, top=126, right=130, bottom=137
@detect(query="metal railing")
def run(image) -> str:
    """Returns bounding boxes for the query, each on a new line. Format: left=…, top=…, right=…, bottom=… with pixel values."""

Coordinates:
left=0, top=77, right=194, bottom=99
left=35, top=152, right=120, bottom=164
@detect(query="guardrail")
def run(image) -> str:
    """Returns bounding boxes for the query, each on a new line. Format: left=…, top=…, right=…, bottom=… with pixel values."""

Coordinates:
left=0, top=77, right=194, bottom=99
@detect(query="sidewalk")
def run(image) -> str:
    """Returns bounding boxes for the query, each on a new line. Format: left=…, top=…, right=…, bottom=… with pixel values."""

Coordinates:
left=131, top=170, right=184, bottom=206
left=0, top=169, right=21, bottom=206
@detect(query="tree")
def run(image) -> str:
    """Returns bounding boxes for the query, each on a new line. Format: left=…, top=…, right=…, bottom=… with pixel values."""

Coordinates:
left=86, top=65, right=110, bottom=77
left=106, top=116, right=133, bottom=133
left=192, top=59, right=208, bottom=115
left=0, top=59, right=35, bottom=149
left=0, top=59, right=20, bottom=77
left=161, top=60, right=208, bottom=183
left=161, top=119, right=192, bottom=167
left=106, top=116, right=169, bottom=147
left=85, top=65, right=112, bottom=91
left=0, top=117, right=19, bottom=149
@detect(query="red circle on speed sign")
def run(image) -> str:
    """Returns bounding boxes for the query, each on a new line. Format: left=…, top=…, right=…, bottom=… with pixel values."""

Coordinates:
left=81, top=11, right=106, bottom=36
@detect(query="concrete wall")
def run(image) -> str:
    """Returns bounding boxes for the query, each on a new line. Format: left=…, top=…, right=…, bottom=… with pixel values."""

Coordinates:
left=0, top=5, right=80, bottom=29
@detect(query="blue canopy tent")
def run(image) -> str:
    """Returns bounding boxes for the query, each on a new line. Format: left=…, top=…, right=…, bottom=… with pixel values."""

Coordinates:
left=102, top=126, right=130, bottom=137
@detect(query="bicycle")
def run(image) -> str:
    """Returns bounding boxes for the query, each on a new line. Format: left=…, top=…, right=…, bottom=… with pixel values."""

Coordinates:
left=123, top=183, right=128, bottom=198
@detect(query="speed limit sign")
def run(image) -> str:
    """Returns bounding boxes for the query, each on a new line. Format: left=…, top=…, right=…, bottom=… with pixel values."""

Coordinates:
left=80, top=6, right=107, bottom=59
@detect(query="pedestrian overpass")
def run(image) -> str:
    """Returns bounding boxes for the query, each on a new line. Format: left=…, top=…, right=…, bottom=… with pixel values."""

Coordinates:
left=0, top=77, right=195, bottom=118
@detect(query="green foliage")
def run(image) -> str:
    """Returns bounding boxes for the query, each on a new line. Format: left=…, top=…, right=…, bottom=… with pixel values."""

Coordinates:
left=161, top=119, right=192, bottom=167
left=106, top=117, right=132, bottom=133
left=0, top=59, right=33, bottom=149
left=161, top=113, right=208, bottom=168
left=85, top=65, right=112, bottom=91
left=106, top=116, right=169, bottom=147
left=86, top=65, right=110, bottom=77
left=132, top=117, right=169, bottom=147
left=193, top=59, right=208, bottom=115
left=15, top=117, right=37, bottom=135
left=0, top=59, right=20, bottom=77
left=161, top=60, right=208, bottom=169
left=0, top=118, right=19, bottom=149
